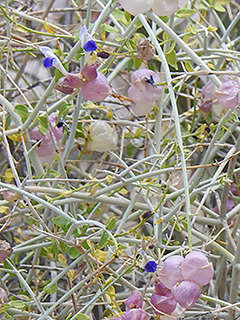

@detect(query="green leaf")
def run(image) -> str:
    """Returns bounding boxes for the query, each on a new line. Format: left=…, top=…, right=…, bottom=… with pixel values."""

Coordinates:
left=68, top=247, right=81, bottom=259
left=104, top=24, right=119, bottom=34
left=106, top=217, right=116, bottom=230
left=98, top=231, right=109, bottom=249
left=166, top=49, right=178, bottom=69
left=111, top=9, right=130, bottom=26
left=52, top=216, right=69, bottom=227
left=9, top=300, right=26, bottom=310
left=43, top=283, right=58, bottom=294
left=133, top=58, right=142, bottom=70
left=38, top=116, right=48, bottom=135
left=213, top=3, right=226, bottom=11
left=133, top=20, right=143, bottom=29
left=50, top=241, right=59, bottom=255
left=60, top=241, right=68, bottom=254
left=58, top=103, right=73, bottom=120
left=175, top=8, right=196, bottom=18
left=184, top=61, right=194, bottom=72
left=0, top=304, right=10, bottom=314
left=58, top=253, right=67, bottom=268
left=75, top=313, right=90, bottom=320
left=231, top=113, right=239, bottom=122
left=14, top=105, right=29, bottom=123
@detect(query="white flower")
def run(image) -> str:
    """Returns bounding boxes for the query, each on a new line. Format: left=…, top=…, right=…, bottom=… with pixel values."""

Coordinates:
left=86, top=121, right=118, bottom=152
left=118, top=0, right=179, bottom=16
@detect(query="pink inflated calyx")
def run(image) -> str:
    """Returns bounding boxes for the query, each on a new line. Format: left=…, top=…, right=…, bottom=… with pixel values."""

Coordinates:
left=125, top=291, right=142, bottom=310
left=151, top=292, right=177, bottom=315
left=128, top=69, right=162, bottom=116
left=181, top=251, right=214, bottom=286
left=158, top=255, right=184, bottom=289
left=81, top=72, right=111, bottom=102
left=82, top=63, right=97, bottom=81
left=121, top=309, right=151, bottom=320
left=171, top=280, right=201, bottom=309
left=215, top=80, right=240, bottom=109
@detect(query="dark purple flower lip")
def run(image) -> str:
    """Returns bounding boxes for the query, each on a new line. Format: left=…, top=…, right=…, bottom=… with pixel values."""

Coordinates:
left=43, top=57, right=55, bottom=68
left=83, top=40, right=98, bottom=52
left=144, top=261, right=157, bottom=273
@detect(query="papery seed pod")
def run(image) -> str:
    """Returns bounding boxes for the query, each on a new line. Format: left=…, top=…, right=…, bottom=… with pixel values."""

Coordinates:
left=86, top=121, right=118, bottom=152
left=0, top=240, right=12, bottom=262
left=136, top=38, right=155, bottom=61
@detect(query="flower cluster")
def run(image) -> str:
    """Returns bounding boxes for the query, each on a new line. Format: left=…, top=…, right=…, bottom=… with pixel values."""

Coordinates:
left=29, top=114, right=63, bottom=165
left=128, top=69, right=162, bottom=116
left=39, top=27, right=110, bottom=102
left=118, top=0, right=179, bottom=16
left=151, top=251, right=214, bottom=315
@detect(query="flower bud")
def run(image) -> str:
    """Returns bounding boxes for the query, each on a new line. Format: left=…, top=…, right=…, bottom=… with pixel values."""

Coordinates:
left=158, top=256, right=184, bottom=289
left=125, top=291, right=142, bottom=309
left=86, top=121, right=118, bottom=152
left=171, top=280, right=201, bottom=309
left=81, top=72, right=111, bottom=102
left=0, top=240, right=12, bottom=262
left=181, top=251, right=214, bottom=286
left=215, top=80, right=240, bottom=109
left=150, top=292, right=177, bottom=315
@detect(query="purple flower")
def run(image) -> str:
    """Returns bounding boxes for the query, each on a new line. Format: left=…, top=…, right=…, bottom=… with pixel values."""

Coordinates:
left=144, top=261, right=157, bottom=273
left=83, top=40, right=97, bottom=52
left=80, top=26, right=97, bottom=52
left=43, top=57, right=55, bottom=68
